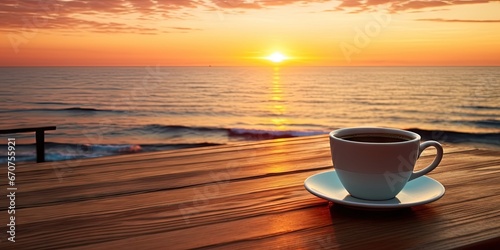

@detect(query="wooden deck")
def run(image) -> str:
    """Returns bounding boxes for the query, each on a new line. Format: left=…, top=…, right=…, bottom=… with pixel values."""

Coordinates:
left=1, top=135, right=499, bottom=249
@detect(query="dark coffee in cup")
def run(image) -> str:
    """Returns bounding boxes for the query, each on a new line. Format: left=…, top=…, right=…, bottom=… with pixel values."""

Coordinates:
left=341, top=133, right=412, bottom=143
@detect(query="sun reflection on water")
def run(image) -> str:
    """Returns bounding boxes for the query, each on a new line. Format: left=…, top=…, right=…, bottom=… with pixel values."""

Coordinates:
left=269, top=67, right=290, bottom=129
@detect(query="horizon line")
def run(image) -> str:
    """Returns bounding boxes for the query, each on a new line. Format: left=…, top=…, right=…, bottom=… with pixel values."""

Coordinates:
left=1, top=65, right=499, bottom=67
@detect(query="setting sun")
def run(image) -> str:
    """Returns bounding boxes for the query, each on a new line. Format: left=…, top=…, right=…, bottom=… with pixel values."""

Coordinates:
left=266, top=52, right=287, bottom=63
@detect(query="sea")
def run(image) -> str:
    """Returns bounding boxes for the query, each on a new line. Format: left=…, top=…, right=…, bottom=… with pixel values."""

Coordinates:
left=0, top=66, right=499, bottom=163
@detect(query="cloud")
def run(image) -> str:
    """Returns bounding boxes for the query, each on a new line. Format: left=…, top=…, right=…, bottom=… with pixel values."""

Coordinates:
left=259, top=0, right=332, bottom=7
left=210, top=0, right=333, bottom=9
left=417, top=18, right=500, bottom=22
left=0, top=0, right=339, bottom=34
left=392, top=1, right=452, bottom=12
left=333, top=0, right=497, bottom=13
left=0, top=0, right=203, bottom=34
left=212, top=0, right=261, bottom=9
left=0, top=0, right=498, bottom=34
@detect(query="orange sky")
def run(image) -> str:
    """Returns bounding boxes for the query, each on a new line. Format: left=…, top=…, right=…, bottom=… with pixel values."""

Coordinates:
left=1, top=0, right=500, bottom=66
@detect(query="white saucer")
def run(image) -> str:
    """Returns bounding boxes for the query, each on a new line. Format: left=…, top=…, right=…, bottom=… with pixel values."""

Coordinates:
left=304, top=170, right=445, bottom=209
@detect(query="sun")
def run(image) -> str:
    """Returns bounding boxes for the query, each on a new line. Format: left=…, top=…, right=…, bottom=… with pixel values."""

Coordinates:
left=266, top=52, right=287, bottom=63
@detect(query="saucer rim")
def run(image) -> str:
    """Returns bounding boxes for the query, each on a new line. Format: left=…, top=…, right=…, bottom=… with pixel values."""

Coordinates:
left=304, top=170, right=445, bottom=209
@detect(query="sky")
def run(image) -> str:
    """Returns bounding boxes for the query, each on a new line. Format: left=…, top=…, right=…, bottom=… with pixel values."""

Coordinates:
left=1, top=0, right=500, bottom=66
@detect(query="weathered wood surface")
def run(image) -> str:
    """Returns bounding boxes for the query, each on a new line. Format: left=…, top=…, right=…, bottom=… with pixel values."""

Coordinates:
left=0, top=135, right=498, bottom=249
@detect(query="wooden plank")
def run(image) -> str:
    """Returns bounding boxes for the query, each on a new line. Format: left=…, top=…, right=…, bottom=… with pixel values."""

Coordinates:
left=1, top=141, right=497, bottom=211
left=0, top=126, right=56, bottom=134
left=0, top=137, right=498, bottom=249
left=1, top=141, right=483, bottom=208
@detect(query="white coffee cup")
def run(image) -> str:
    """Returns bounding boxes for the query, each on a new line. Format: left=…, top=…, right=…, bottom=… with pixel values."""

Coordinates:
left=329, top=127, right=443, bottom=200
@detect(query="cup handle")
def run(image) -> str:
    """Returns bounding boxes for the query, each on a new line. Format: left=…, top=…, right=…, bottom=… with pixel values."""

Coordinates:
left=408, top=141, right=443, bottom=181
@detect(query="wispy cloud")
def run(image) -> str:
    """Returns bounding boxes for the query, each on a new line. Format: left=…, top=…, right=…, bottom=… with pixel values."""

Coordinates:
left=0, top=0, right=204, bottom=34
left=212, top=0, right=261, bottom=9
left=211, top=0, right=333, bottom=9
left=0, top=0, right=498, bottom=34
left=334, top=0, right=496, bottom=13
left=417, top=18, right=500, bottom=23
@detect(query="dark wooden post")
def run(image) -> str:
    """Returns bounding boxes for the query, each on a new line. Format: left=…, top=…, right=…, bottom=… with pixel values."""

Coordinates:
left=35, top=129, right=45, bottom=163
left=0, top=126, right=56, bottom=163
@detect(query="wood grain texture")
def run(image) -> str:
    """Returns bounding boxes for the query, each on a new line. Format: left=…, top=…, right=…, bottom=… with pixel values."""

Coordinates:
left=0, top=135, right=498, bottom=249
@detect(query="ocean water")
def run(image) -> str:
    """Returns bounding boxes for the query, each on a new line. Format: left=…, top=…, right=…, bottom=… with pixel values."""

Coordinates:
left=0, top=66, right=499, bottom=163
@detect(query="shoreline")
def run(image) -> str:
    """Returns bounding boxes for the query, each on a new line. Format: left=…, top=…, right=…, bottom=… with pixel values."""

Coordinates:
left=1, top=133, right=499, bottom=164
